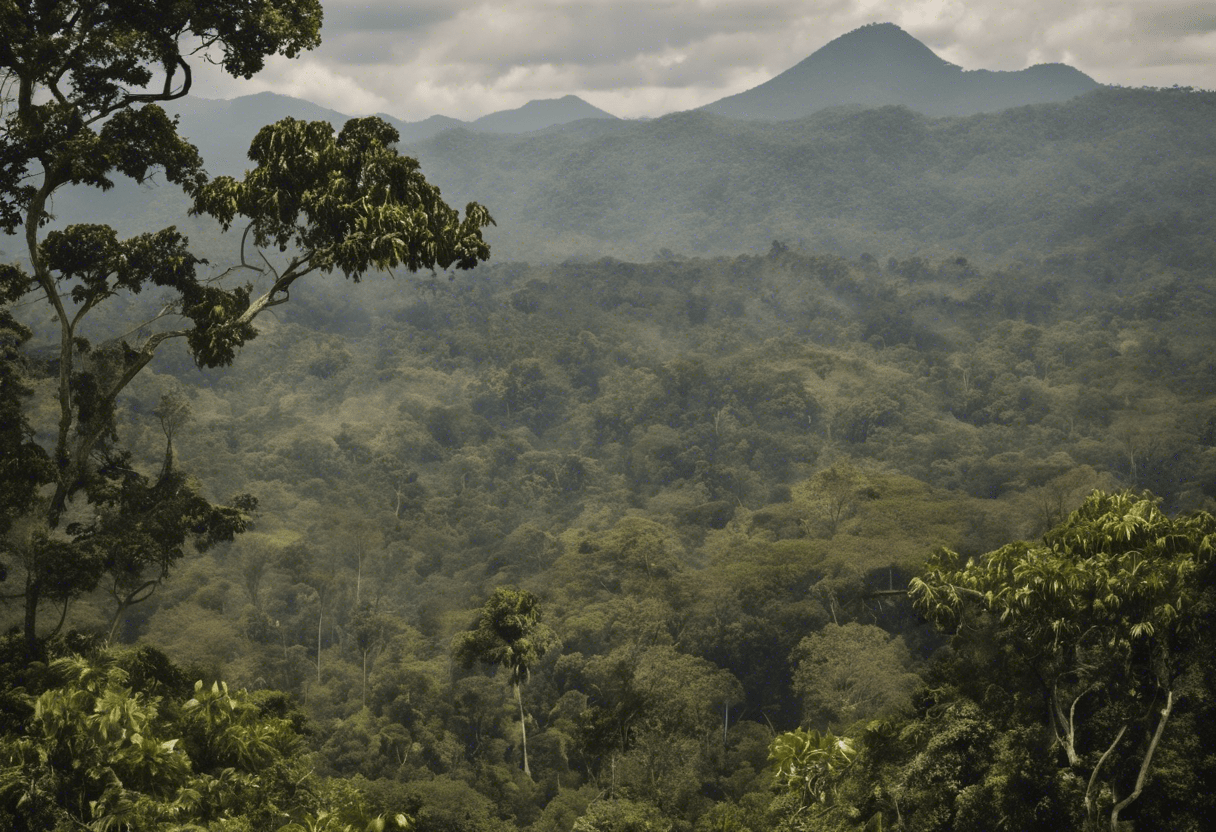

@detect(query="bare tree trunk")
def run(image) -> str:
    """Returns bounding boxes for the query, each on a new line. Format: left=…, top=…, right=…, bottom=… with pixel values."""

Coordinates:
left=515, top=683, right=531, bottom=778
left=1110, top=691, right=1173, bottom=831
left=1085, top=725, right=1126, bottom=829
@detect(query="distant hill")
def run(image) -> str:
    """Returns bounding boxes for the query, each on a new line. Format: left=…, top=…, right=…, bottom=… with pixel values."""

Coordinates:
left=389, top=114, right=467, bottom=145
left=402, top=87, right=1215, bottom=269
left=700, top=22, right=1101, bottom=119
left=471, top=95, right=618, bottom=133
left=167, top=92, right=350, bottom=175
left=162, top=92, right=617, bottom=175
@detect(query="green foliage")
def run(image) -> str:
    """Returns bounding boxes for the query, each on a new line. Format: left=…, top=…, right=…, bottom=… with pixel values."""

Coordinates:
left=911, top=489, right=1216, bottom=659
left=572, top=798, right=672, bottom=832
left=0, top=0, right=322, bottom=230
left=454, top=587, right=558, bottom=777
left=0, top=646, right=408, bottom=832
left=907, top=491, right=1216, bottom=829
left=0, top=0, right=491, bottom=659
left=8, top=64, right=1216, bottom=832
left=790, top=623, right=919, bottom=731
left=453, top=587, right=557, bottom=690
left=769, top=728, right=858, bottom=808
left=0, top=311, right=53, bottom=543
left=192, top=116, right=494, bottom=281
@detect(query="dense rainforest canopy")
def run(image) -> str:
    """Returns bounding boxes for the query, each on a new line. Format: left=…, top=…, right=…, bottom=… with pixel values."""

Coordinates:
left=3, top=3, right=1216, bottom=832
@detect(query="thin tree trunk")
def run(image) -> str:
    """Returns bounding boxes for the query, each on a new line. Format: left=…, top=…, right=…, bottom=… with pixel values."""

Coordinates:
left=317, top=608, right=323, bottom=684
left=515, top=683, right=531, bottom=778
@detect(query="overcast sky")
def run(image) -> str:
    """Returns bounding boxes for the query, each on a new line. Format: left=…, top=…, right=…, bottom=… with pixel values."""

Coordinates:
left=190, top=0, right=1216, bottom=121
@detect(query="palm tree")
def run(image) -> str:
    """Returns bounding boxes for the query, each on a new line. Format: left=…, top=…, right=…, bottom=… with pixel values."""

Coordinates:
left=453, top=586, right=557, bottom=777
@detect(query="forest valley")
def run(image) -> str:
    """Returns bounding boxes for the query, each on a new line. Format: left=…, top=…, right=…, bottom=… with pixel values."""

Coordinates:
left=3, top=3, right=1216, bottom=832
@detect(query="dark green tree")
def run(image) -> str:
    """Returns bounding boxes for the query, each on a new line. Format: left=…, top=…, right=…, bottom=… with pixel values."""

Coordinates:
left=453, top=586, right=558, bottom=778
left=0, top=0, right=493, bottom=657
left=911, top=490, right=1216, bottom=831
left=0, top=310, right=53, bottom=571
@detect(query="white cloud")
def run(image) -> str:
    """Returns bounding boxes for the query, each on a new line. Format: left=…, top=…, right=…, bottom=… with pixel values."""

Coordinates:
left=183, top=0, right=1216, bottom=121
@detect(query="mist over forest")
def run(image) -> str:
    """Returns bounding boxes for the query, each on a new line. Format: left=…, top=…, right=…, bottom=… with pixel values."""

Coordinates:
left=3, top=14, right=1216, bottom=832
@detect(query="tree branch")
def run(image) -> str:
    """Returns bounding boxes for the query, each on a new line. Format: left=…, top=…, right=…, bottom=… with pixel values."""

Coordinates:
left=1110, top=690, right=1173, bottom=830
left=56, top=328, right=190, bottom=516
left=109, top=300, right=183, bottom=345
left=235, top=257, right=318, bottom=326
left=122, top=56, right=192, bottom=105
left=1084, top=723, right=1126, bottom=826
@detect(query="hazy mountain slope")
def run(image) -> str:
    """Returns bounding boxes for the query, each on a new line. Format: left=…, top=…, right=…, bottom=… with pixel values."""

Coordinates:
left=700, top=22, right=1100, bottom=119
left=390, top=114, right=467, bottom=146
left=159, top=92, right=617, bottom=177
left=168, top=92, right=351, bottom=176
left=43, top=88, right=1215, bottom=274
left=407, top=87, right=1216, bottom=268
left=40, top=92, right=619, bottom=241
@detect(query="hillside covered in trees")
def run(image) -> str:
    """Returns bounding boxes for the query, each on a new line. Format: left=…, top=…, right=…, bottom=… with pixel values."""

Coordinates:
left=3, top=4, right=1216, bottom=832
left=11, top=241, right=1216, bottom=830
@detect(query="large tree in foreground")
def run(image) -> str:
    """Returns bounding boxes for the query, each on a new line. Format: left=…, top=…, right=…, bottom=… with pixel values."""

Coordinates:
left=0, top=0, right=494, bottom=657
left=910, top=490, right=1216, bottom=831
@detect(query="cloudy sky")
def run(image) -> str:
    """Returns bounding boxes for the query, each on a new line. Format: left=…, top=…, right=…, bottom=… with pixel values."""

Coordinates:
left=190, top=0, right=1216, bottom=121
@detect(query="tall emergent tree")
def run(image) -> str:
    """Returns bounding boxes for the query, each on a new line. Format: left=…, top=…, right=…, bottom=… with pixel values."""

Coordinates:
left=453, top=586, right=558, bottom=778
left=0, top=0, right=494, bottom=657
left=910, top=490, right=1216, bottom=831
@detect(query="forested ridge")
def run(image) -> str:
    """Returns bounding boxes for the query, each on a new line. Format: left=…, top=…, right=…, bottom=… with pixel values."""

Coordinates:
left=3, top=3, right=1216, bottom=831
left=407, top=86, right=1216, bottom=266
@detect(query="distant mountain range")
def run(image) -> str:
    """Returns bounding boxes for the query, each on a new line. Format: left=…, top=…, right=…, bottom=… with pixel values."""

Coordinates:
left=164, top=22, right=1100, bottom=177
left=164, top=93, right=619, bottom=176
left=48, top=22, right=1194, bottom=274
left=700, top=22, right=1100, bottom=119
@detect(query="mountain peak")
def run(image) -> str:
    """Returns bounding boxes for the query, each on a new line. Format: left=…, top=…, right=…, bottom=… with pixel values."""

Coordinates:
left=824, top=21, right=954, bottom=59
left=471, top=95, right=618, bottom=134
left=700, top=22, right=1098, bottom=120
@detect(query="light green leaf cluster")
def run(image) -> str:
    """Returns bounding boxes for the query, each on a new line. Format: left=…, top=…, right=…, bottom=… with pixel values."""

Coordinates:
left=769, top=727, right=858, bottom=807
left=910, top=490, right=1216, bottom=654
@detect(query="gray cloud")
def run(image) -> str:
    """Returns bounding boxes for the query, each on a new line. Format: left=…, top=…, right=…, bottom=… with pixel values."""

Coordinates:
left=186, top=0, right=1216, bottom=120
left=323, top=1, right=457, bottom=33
